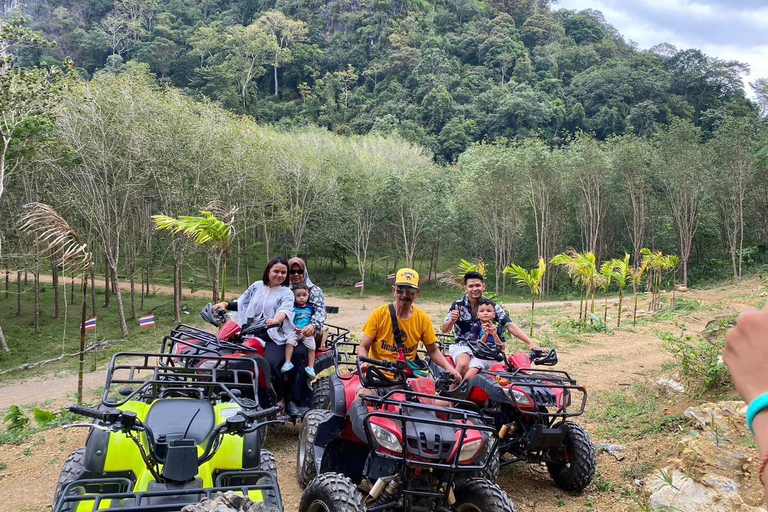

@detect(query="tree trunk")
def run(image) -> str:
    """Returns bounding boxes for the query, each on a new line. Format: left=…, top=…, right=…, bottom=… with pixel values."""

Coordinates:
left=5, top=270, right=8, bottom=298
left=633, top=293, right=639, bottom=326
left=130, top=270, right=136, bottom=321
left=16, top=270, right=21, bottom=316
left=274, top=65, right=279, bottom=96
left=140, top=265, right=145, bottom=310
left=0, top=324, right=7, bottom=352
left=529, top=295, right=535, bottom=337
left=90, top=266, right=96, bottom=317
left=110, top=262, right=128, bottom=335
left=236, top=238, right=241, bottom=287
left=52, top=254, right=60, bottom=319
left=173, top=261, right=181, bottom=323
left=617, top=290, right=624, bottom=328
left=104, top=256, right=111, bottom=308
left=77, top=272, right=88, bottom=404
left=212, top=253, right=221, bottom=303
left=34, top=246, right=40, bottom=332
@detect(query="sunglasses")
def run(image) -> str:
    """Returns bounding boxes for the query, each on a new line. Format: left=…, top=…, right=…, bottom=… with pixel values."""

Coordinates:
left=395, top=286, right=418, bottom=296
left=290, top=270, right=305, bottom=275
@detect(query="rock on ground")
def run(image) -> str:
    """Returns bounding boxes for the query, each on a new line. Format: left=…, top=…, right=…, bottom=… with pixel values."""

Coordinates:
left=646, top=471, right=766, bottom=512
left=181, top=491, right=278, bottom=512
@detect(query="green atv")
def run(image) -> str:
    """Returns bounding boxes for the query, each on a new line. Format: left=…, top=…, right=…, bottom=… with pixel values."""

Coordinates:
left=52, top=352, right=284, bottom=512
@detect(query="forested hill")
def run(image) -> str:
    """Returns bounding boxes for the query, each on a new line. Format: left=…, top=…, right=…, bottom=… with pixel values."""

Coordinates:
left=12, top=0, right=758, bottom=161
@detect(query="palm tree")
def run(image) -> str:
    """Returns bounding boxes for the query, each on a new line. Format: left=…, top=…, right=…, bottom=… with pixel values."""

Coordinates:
left=664, top=255, right=680, bottom=307
left=440, top=258, right=487, bottom=290
left=629, top=260, right=647, bottom=326
left=599, top=261, right=613, bottom=323
left=153, top=208, right=236, bottom=302
left=641, top=248, right=664, bottom=311
left=504, top=258, right=546, bottom=336
left=550, top=249, right=596, bottom=324
left=20, top=202, right=94, bottom=404
left=611, top=254, right=631, bottom=327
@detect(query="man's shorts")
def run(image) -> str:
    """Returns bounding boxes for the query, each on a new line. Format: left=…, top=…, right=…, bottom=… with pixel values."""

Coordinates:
left=355, top=383, right=405, bottom=398
left=449, top=343, right=472, bottom=361
left=468, top=357, right=496, bottom=370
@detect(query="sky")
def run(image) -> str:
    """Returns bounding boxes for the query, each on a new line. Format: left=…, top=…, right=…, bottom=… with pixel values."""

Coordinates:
left=554, top=0, right=768, bottom=96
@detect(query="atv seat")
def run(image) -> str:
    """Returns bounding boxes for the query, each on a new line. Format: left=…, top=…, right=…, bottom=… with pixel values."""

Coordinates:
left=145, top=399, right=215, bottom=445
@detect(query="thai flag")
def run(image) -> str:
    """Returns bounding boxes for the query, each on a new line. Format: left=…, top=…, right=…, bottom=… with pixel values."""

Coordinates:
left=387, top=273, right=396, bottom=279
left=84, top=317, right=97, bottom=331
left=139, top=314, right=155, bottom=328
left=354, top=281, right=364, bottom=288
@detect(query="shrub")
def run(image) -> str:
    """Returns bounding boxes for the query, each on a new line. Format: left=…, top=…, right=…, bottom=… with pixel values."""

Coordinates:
left=661, top=329, right=730, bottom=392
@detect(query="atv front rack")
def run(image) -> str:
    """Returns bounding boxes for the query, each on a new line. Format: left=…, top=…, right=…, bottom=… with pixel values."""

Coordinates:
left=53, top=470, right=282, bottom=512
left=362, top=390, right=498, bottom=508
left=486, top=367, right=588, bottom=419
left=103, top=352, right=258, bottom=408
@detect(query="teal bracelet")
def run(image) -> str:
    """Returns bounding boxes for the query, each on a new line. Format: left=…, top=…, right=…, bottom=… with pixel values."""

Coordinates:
left=747, top=393, right=768, bottom=434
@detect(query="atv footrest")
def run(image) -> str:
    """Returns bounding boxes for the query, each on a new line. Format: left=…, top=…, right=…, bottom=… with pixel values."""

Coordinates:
left=527, top=423, right=566, bottom=450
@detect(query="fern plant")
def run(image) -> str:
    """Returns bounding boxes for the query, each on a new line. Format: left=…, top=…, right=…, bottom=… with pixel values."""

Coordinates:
left=504, top=258, right=546, bottom=336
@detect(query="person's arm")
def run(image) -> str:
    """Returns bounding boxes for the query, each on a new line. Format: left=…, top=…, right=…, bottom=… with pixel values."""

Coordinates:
left=490, top=327, right=503, bottom=346
left=441, top=304, right=460, bottom=333
left=213, top=301, right=236, bottom=312
left=308, top=287, right=327, bottom=331
left=426, top=342, right=461, bottom=381
left=504, top=321, right=540, bottom=350
left=267, top=290, right=294, bottom=325
left=724, top=305, right=768, bottom=502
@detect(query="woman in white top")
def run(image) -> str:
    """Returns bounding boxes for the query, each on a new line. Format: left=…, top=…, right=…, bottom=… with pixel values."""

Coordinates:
left=213, top=256, right=296, bottom=410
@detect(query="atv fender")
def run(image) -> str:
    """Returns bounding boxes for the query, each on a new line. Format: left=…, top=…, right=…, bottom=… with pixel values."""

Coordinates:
left=84, top=423, right=110, bottom=473
left=314, top=351, right=335, bottom=375
left=329, top=375, right=348, bottom=417
left=312, top=410, right=345, bottom=475
left=474, top=374, right=512, bottom=405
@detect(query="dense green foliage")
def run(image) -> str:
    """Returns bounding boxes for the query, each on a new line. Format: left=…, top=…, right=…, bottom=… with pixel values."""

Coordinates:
left=12, top=0, right=760, bottom=161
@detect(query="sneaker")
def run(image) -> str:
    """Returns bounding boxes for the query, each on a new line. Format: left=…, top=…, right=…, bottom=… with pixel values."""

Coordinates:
left=281, top=362, right=294, bottom=373
left=286, top=401, right=300, bottom=416
left=305, top=367, right=317, bottom=379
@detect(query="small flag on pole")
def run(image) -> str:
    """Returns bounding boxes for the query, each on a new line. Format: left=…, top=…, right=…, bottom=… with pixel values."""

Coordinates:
left=354, top=281, right=365, bottom=288
left=139, top=314, right=156, bottom=328
left=84, top=317, right=97, bottom=331
left=387, top=273, right=396, bottom=279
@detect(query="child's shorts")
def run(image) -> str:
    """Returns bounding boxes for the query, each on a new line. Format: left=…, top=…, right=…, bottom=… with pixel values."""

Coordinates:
left=468, top=357, right=496, bottom=370
left=287, top=333, right=316, bottom=350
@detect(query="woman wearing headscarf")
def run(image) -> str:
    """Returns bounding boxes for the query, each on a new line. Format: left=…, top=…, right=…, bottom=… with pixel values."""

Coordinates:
left=288, top=257, right=327, bottom=339
left=286, top=257, right=327, bottom=413
left=212, top=256, right=298, bottom=411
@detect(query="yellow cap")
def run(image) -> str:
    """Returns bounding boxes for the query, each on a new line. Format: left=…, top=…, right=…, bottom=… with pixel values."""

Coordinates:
left=395, top=268, right=420, bottom=289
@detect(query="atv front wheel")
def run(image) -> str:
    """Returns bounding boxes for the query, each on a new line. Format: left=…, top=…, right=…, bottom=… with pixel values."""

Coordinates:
left=546, top=422, right=596, bottom=492
left=52, top=448, right=87, bottom=512
left=257, top=449, right=281, bottom=509
left=452, top=478, right=515, bottom=512
left=297, top=409, right=323, bottom=487
left=457, top=449, right=499, bottom=482
left=299, top=473, right=365, bottom=512
left=312, top=377, right=332, bottom=410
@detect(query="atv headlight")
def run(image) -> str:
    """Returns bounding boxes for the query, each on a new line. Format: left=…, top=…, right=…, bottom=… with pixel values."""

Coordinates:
left=458, top=438, right=484, bottom=462
left=370, top=424, right=402, bottom=453
left=510, top=389, right=532, bottom=406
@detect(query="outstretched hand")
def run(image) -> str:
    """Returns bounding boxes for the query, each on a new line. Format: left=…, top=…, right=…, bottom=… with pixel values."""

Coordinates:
left=724, top=305, right=768, bottom=404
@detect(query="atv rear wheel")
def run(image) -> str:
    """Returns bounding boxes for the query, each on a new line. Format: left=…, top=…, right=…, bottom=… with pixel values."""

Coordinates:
left=546, top=422, right=596, bottom=492
left=299, top=473, right=365, bottom=512
left=312, top=376, right=332, bottom=410
left=52, top=448, right=87, bottom=512
left=297, top=409, right=323, bottom=488
left=452, top=478, right=515, bottom=512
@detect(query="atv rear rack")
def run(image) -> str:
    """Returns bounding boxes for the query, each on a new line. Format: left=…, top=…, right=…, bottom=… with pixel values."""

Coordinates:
left=362, top=391, right=498, bottom=509
left=103, top=352, right=258, bottom=408
left=53, top=470, right=282, bottom=512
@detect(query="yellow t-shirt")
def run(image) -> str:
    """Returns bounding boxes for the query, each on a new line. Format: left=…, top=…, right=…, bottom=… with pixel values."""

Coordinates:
left=362, top=304, right=437, bottom=363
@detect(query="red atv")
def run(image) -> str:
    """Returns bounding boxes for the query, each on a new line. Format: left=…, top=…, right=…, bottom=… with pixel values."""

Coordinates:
left=296, top=342, right=515, bottom=512
left=438, top=340, right=596, bottom=492
left=162, top=304, right=350, bottom=413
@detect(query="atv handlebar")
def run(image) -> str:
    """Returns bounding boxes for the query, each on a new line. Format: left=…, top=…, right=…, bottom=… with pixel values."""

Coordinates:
left=530, top=348, right=558, bottom=366
left=68, top=405, right=117, bottom=423
left=359, top=356, right=400, bottom=369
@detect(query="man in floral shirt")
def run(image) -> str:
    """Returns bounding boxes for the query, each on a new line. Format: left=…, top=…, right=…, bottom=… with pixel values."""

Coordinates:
left=441, top=271, right=543, bottom=378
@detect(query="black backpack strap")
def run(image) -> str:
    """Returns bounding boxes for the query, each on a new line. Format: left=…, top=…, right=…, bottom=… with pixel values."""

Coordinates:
left=388, top=303, right=405, bottom=350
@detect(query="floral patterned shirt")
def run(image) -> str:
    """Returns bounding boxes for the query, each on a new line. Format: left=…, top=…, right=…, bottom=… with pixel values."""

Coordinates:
left=444, top=295, right=511, bottom=345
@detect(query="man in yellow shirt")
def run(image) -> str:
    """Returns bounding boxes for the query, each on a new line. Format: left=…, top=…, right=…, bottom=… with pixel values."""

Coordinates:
left=356, top=268, right=461, bottom=399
